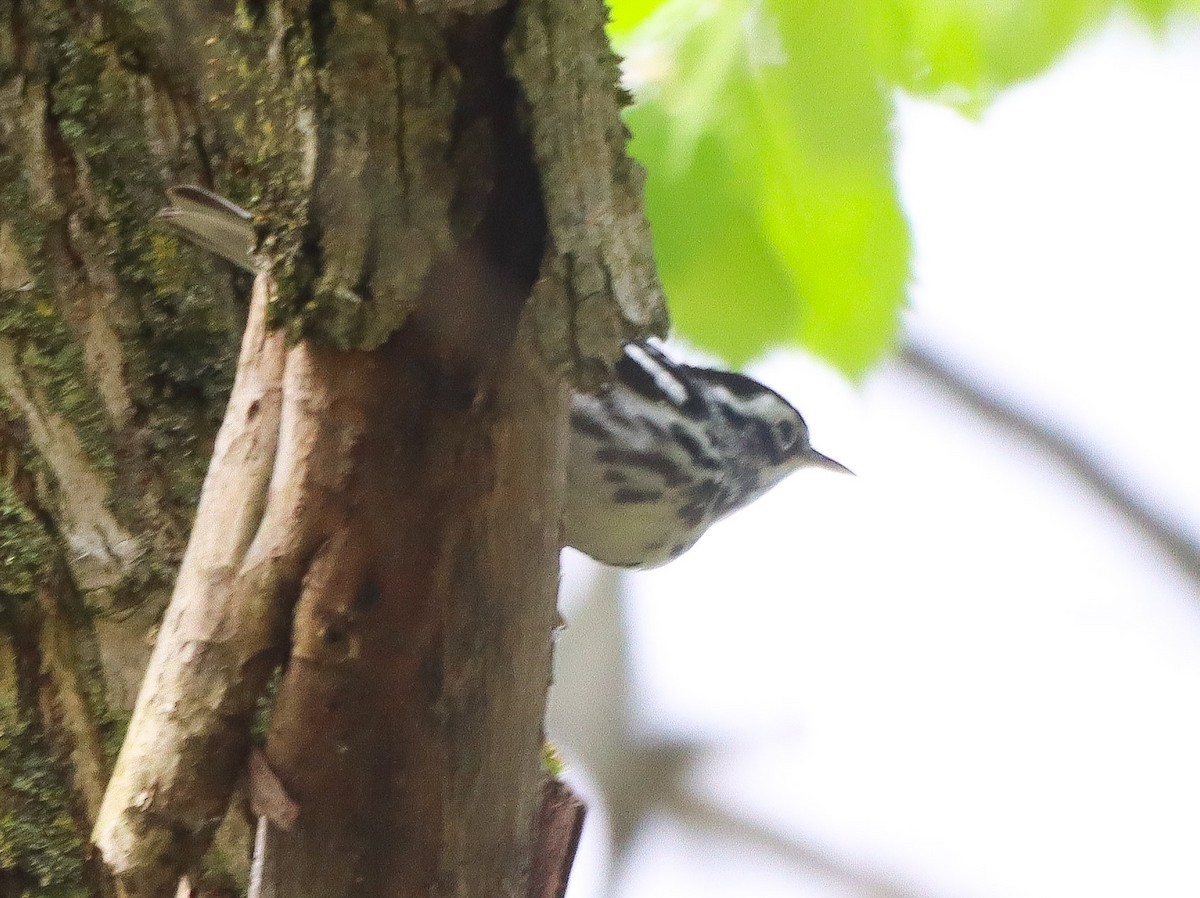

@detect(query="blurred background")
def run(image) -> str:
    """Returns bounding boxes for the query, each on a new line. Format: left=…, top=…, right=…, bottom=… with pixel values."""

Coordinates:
left=547, top=6, right=1200, bottom=897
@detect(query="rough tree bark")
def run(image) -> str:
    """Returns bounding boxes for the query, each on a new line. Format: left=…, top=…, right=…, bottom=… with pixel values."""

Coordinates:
left=0, top=1, right=664, bottom=897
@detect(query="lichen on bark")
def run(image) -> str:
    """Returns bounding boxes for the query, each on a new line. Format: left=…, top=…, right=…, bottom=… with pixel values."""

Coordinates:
left=194, top=1, right=472, bottom=352
left=0, top=142, right=118, bottom=488
left=0, top=0, right=241, bottom=607
left=253, top=0, right=474, bottom=350
left=507, top=0, right=669, bottom=383
left=0, top=1, right=671, bottom=896
left=198, top=2, right=318, bottom=334
left=0, top=481, right=54, bottom=599
left=0, top=702, right=89, bottom=898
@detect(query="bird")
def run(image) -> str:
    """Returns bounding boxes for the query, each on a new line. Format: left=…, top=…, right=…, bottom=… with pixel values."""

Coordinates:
left=156, top=185, right=850, bottom=569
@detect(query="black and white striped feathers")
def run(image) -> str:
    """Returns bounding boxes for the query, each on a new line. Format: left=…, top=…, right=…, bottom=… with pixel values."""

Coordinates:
left=156, top=185, right=848, bottom=569
left=565, top=340, right=848, bottom=568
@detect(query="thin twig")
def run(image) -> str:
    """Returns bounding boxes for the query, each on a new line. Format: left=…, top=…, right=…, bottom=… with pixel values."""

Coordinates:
left=672, top=788, right=958, bottom=898
left=900, top=339, right=1200, bottom=586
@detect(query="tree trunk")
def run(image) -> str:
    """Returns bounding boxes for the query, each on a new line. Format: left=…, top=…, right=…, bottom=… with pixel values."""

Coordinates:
left=0, top=1, right=664, bottom=896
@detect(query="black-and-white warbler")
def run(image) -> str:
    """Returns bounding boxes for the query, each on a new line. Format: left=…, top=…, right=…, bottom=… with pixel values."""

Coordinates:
left=157, top=186, right=849, bottom=569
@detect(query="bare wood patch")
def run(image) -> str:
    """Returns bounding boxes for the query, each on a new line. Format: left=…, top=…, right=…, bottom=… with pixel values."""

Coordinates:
left=92, top=275, right=295, bottom=898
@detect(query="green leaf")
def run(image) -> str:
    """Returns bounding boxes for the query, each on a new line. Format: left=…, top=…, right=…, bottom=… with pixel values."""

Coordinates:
left=751, top=1, right=910, bottom=374
left=1128, top=0, right=1200, bottom=25
left=608, top=0, right=1200, bottom=375
left=606, top=0, right=671, bottom=39
left=627, top=102, right=799, bottom=366
left=617, top=0, right=910, bottom=376
left=871, top=0, right=1117, bottom=112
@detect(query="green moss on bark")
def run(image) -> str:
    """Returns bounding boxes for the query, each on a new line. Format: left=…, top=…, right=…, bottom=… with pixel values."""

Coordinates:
left=0, top=482, right=54, bottom=600
left=42, top=2, right=237, bottom=418
left=0, top=147, right=117, bottom=482
left=0, top=1, right=250, bottom=588
left=0, top=702, right=87, bottom=898
left=202, top=3, right=317, bottom=339
left=0, top=1, right=238, bottom=526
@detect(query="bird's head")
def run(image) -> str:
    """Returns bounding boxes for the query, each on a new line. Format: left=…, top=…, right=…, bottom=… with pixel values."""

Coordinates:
left=686, top=366, right=851, bottom=487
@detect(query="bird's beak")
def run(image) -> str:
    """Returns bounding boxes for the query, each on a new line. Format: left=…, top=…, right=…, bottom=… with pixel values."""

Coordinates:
left=808, top=449, right=854, bottom=475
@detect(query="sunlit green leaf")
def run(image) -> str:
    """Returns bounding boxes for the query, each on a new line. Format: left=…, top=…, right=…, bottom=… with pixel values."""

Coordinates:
left=872, top=0, right=1200, bottom=108
left=606, top=0, right=671, bottom=39
left=748, top=0, right=910, bottom=373
left=871, top=0, right=1117, bottom=112
left=1128, top=0, right=1200, bottom=25
left=607, top=0, right=1200, bottom=376
left=617, top=0, right=910, bottom=376
left=627, top=103, right=799, bottom=366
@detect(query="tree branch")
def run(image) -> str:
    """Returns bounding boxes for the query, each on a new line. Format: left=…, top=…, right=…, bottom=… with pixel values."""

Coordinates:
left=672, top=789, right=958, bottom=898
left=900, top=338, right=1200, bottom=586
left=91, top=1, right=664, bottom=895
left=92, top=274, right=311, bottom=897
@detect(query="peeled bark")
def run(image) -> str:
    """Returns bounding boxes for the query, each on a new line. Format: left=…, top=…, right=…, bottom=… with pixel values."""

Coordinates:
left=0, top=0, right=663, bottom=896
left=249, top=320, right=569, bottom=898
left=92, top=275, right=295, bottom=897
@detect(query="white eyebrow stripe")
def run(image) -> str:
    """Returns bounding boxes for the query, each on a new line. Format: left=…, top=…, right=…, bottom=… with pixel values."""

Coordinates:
left=624, top=342, right=691, bottom=408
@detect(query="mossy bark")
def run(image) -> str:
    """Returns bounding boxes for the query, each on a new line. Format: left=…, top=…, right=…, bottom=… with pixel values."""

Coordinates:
left=0, top=1, right=664, bottom=896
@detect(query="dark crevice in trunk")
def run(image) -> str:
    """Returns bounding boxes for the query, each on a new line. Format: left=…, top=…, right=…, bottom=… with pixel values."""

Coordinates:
left=420, top=3, right=547, bottom=378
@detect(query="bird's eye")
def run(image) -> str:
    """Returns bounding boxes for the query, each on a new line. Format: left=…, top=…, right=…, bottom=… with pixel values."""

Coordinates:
left=774, top=420, right=797, bottom=449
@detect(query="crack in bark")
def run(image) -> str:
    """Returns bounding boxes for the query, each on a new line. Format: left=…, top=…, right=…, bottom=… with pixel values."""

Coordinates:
left=506, top=0, right=669, bottom=383
left=0, top=340, right=142, bottom=596
left=0, top=3, right=668, bottom=897
left=41, top=54, right=137, bottom=431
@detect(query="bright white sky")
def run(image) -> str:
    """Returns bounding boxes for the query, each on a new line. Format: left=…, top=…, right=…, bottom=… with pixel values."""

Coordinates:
left=553, top=13, right=1200, bottom=898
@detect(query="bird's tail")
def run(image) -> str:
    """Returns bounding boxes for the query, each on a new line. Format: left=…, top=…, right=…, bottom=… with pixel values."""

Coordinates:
left=155, top=185, right=258, bottom=273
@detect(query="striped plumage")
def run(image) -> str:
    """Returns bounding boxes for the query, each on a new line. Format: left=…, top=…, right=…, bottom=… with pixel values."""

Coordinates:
left=565, top=340, right=847, bottom=567
left=156, top=186, right=848, bottom=569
